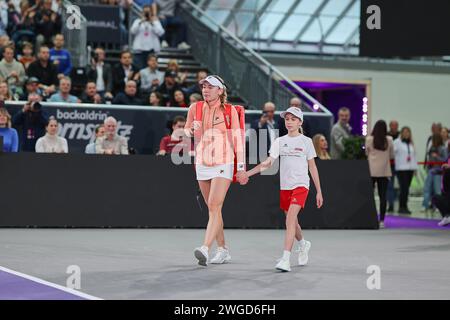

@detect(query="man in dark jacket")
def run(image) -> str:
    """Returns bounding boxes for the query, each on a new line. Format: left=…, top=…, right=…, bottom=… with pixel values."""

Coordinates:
left=81, top=82, right=104, bottom=104
left=12, top=93, right=48, bottom=151
left=112, top=80, right=143, bottom=105
left=111, top=50, right=139, bottom=96
left=26, top=45, right=58, bottom=98
left=86, top=47, right=113, bottom=100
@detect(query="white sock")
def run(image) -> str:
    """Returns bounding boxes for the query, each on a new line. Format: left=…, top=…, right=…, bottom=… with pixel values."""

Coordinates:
left=201, top=245, right=209, bottom=252
left=282, top=250, right=291, bottom=260
left=299, top=239, right=306, bottom=247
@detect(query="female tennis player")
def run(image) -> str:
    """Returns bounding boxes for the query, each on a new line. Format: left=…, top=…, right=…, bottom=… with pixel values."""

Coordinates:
left=184, top=75, right=246, bottom=266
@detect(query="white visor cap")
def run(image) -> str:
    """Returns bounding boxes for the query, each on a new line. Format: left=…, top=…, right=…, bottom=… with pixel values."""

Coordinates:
left=280, top=107, right=304, bottom=121
left=199, top=75, right=224, bottom=89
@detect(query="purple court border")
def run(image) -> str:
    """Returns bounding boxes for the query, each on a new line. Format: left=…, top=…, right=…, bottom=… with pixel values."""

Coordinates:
left=0, top=267, right=100, bottom=300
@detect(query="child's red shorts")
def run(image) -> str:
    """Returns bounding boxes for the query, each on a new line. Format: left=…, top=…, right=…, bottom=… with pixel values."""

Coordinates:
left=280, top=187, right=309, bottom=212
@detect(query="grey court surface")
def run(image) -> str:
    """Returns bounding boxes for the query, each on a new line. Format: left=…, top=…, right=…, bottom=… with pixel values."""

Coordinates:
left=0, top=228, right=449, bottom=300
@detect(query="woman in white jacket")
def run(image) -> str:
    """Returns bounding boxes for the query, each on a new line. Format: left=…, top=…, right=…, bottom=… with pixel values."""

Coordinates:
left=130, top=5, right=165, bottom=70
left=393, top=126, right=418, bottom=214
left=35, top=116, right=68, bottom=153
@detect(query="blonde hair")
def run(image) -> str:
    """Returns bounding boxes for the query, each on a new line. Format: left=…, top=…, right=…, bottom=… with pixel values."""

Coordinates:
left=312, top=134, right=331, bottom=160
left=211, top=75, right=227, bottom=105
left=168, top=59, right=179, bottom=71
left=0, top=107, right=12, bottom=128
left=0, top=81, right=12, bottom=100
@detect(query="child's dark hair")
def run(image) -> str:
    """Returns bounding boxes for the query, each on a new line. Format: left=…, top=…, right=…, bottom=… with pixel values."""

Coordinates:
left=172, top=115, right=186, bottom=126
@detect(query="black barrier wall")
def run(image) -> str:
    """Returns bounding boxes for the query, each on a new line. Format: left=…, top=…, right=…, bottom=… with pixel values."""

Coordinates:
left=0, top=153, right=378, bottom=229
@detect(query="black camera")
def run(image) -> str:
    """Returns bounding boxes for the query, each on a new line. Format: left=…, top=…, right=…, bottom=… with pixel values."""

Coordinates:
left=30, top=101, right=42, bottom=111
left=144, top=11, right=150, bottom=20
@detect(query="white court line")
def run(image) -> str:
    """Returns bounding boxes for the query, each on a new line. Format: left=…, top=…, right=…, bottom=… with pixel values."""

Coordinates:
left=0, top=266, right=102, bottom=300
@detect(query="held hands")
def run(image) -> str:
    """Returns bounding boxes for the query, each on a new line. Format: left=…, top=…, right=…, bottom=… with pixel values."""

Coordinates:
left=236, top=171, right=249, bottom=185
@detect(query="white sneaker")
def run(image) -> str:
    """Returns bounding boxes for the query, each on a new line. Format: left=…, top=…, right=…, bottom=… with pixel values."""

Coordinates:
left=297, top=240, right=311, bottom=266
left=379, top=221, right=385, bottom=229
left=275, top=258, right=291, bottom=272
left=210, top=247, right=231, bottom=264
left=177, top=41, right=191, bottom=50
left=194, top=246, right=209, bottom=266
left=161, top=40, right=169, bottom=48
left=438, top=216, right=450, bottom=227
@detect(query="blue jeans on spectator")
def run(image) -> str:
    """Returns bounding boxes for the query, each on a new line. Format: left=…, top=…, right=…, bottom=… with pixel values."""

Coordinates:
left=160, top=16, right=187, bottom=47
left=422, top=170, right=442, bottom=208
left=387, top=166, right=397, bottom=209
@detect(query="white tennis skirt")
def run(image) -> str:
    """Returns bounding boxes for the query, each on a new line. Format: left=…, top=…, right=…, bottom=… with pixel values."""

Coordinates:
left=196, top=163, right=234, bottom=181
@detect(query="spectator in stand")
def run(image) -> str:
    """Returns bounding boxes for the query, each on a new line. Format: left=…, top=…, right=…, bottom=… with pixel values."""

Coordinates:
left=289, top=96, right=303, bottom=110
left=157, top=0, right=190, bottom=49
left=149, top=91, right=163, bottom=106
left=166, top=59, right=187, bottom=86
left=157, top=115, right=191, bottom=156
left=112, top=80, right=143, bottom=105
left=19, top=76, right=43, bottom=100
left=112, top=50, right=139, bottom=96
left=433, top=150, right=450, bottom=226
left=387, top=120, right=400, bottom=212
left=86, top=47, right=113, bottom=101
left=130, top=4, right=165, bottom=70
left=0, top=45, right=26, bottom=96
left=27, top=45, right=58, bottom=98
left=48, top=76, right=80, bottom=103
left=49, top=34, right=72, bottom=78
left=172, top=89, right=187, bottom=107
left=81, top=81, right=103, bottom=104
left=365, top=120, right=394, bottom=228
left=35, top=0, right=62, bottom=48
left=0, top=106, right=19, bottom=152
left=12, top=92, right=48, bottom=151
left=312, top=134, right=331, bottom=160
left=139, top=54, right=164, bottom=96
left=11, top=1, right=37, bottom=49
left=394, top=126, right=418, bottom=214
left=185, top=70, right=207, bottom=97
left=85, top=124, right=105, bottom=154
left=35, top=116, right=68, bottom=153
left=0, top=80, right=18, bottom=101
left=6, top=1, right=21, bottom=38
left=18, top=41, right=36, bottom=70
left=422, top=133, right=447, bottom=212
left=96, top=116, right=129, bottom=155
left=251, top=101, right=279, bottom=158
left=189, top=92, right=202, bottom=104
left=156, top=70, right=182, bottom=106
left=330, top=107, right=352, bottom=159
